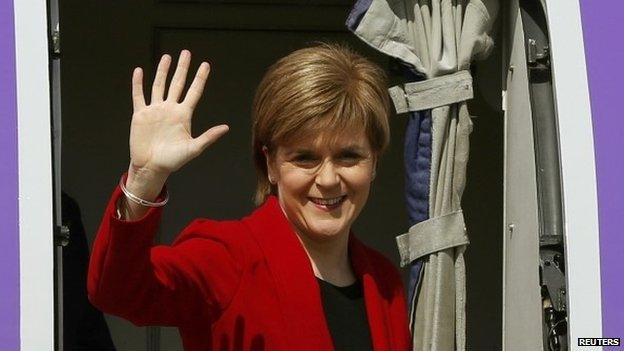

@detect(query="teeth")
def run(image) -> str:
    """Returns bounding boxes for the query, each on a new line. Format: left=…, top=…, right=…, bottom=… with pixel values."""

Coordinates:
left=311, top=196, right=344, bottom=206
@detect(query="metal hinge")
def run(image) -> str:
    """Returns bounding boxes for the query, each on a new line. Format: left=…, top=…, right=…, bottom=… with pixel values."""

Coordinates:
left=527, top=38, right=550, bottom=70
left=51, top=23, right=60, bottom=57
left=540, top=249, right=568, bottom=350
left=55, top=224, right=70, bottom=247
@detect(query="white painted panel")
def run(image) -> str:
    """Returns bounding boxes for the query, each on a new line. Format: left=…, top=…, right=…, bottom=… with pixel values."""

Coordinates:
left=502, top=2, right=543, bottom=350
left=543, top=0, right=603, bottom=348
left=13, top=0, right=55, bottom=349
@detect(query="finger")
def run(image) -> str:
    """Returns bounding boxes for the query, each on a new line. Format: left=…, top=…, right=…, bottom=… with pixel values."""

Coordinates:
left=182, top=62, right=210, bottom=110
left=167, top=50, right=191, bottom=102
left=132, top=67, right=146, bottom=110
left=189, top=124, right=229, bottom=157
left=151, top=54, right=171, bottom=103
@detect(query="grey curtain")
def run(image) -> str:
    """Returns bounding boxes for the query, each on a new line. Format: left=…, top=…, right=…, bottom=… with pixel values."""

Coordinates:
left=347, top=1, right=498, bottom=350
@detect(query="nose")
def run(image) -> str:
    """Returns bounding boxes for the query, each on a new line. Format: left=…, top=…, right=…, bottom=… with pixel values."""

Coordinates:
left=314, top=160, right=341, bottom=188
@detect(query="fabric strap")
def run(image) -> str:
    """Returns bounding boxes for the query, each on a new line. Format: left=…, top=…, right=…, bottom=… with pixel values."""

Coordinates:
left=388, top=70, right=474, bottom=114
left=396, top=211, right=469, bottom=267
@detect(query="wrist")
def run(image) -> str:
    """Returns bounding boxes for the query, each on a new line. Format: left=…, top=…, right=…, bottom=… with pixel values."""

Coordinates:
left=125, top=164, right=169, bottom=202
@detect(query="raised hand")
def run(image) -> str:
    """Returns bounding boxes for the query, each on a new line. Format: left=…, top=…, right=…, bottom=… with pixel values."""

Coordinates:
left=129, top=50, right=229, bottom=178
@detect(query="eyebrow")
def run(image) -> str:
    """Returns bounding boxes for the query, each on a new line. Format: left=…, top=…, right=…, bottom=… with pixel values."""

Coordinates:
left=287, top=145, right=367, bottom=155
left=336, top=146, right=367, bottom=154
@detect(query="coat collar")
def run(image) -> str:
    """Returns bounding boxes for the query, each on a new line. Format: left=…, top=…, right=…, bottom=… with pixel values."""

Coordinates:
left=241, top=195, right=392, bottom=351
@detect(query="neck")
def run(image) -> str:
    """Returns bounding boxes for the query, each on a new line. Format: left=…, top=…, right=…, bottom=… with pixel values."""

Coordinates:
left=276, top=198, right=356, bottom=286
left=296, top=229, right=356, bottom=287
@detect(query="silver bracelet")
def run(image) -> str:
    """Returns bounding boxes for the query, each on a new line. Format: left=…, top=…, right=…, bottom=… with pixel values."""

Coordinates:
left=119, top=173, right=169, bottom=207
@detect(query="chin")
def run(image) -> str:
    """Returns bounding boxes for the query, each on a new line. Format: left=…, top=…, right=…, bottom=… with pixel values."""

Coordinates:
left=305, top=223, right=348, bottom=242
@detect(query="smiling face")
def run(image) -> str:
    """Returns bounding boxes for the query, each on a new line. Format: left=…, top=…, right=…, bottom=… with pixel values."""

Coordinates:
left=265, top=127, right=377, bottom=243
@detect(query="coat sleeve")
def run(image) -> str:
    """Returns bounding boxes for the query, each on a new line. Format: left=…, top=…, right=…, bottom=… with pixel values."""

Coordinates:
left=87, top=184, right=245, bottom=327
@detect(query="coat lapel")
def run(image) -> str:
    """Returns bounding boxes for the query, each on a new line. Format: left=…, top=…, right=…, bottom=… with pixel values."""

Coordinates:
left=242, top=195, right=393, bottom=351
left=350, top=235, right=393, bottom=351
left=242, top=196, right=334, bottom=351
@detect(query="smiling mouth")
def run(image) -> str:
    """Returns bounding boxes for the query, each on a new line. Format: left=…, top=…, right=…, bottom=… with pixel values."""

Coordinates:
left=309, top=195, right=346, bottom=209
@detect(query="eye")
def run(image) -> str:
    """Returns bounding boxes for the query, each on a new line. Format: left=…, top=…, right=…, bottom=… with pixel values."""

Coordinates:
left=290, top=153, right=320, bottom=168
left=337, top=152, right=364, bottom=165
left=340, top=152, right=361, bottom=159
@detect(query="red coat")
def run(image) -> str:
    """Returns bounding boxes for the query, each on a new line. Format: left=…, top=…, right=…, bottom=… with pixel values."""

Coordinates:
left=88, top=185, right=411, bottom=351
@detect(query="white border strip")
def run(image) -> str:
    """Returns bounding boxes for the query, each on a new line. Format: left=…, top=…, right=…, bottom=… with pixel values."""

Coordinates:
left=14, top=0, right=55, bottom=349
left=544, top=0, right=603, bottom=347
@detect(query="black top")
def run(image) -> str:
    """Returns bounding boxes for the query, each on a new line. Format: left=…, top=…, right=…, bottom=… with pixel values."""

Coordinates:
left=317, top=278, right=374, bottom=351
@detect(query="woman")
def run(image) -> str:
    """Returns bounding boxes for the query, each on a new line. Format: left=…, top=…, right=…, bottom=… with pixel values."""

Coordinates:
left=88, top=43, right=410, bottom=351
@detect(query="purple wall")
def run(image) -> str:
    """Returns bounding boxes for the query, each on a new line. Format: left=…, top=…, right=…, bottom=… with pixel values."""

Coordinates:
left=579, top=0, right=624, bottom=343
left=0, top=0, right=20, bottom=349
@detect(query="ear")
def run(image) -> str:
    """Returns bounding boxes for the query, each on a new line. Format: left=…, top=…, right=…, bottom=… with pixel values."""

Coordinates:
left=262, top=146, right=277, bottom=184
left=371, top=155, right=378, bottom=181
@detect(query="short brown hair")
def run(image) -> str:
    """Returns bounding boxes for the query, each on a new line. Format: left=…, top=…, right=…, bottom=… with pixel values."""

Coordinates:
left=251, top=42, right=391, bottom=205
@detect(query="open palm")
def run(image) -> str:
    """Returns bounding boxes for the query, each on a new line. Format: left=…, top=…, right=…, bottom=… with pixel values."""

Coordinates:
left=129, top=50, right=229, bottom=177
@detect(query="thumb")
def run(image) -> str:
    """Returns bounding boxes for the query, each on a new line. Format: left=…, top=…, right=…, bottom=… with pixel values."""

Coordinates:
left=190, top=124, right=229, bottom=156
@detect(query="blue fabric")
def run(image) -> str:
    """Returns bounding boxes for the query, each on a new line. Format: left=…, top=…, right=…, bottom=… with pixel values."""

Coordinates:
left=405, top=109, right=432, bottom=305
left=345, top=0, right=373, bottom=31
left=398, top=67, right=431, bottom=306
left=404, top=110, right=431, bottom=225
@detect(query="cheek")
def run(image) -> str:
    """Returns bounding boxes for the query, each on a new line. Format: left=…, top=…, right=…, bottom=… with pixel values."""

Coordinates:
left=342, top=169, right=374, bottom=203
left=344, top=166, right=375, bottom=187
left=276, top=168, right=313, bottom=196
